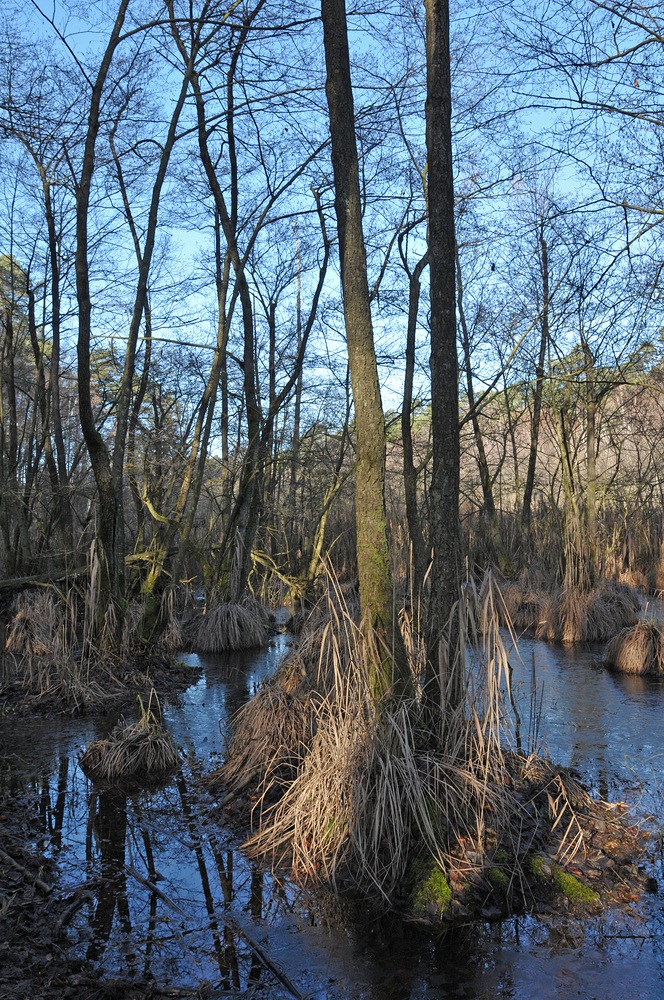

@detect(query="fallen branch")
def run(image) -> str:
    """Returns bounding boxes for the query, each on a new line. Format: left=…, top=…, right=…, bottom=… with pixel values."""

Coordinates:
left=0, top=567, right=88, bottom=592
left=125, top=863, right=187, bottom=916
left=0, top=845, right=52, bottom=894
left=221, top=912, right=307, bottom=1000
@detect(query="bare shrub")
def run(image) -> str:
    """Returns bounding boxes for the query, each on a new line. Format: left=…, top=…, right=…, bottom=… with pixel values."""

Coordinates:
left=605, top=620, right=664, bottom=675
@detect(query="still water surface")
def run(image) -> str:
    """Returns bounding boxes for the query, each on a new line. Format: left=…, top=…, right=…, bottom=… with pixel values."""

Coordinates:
left=2, top=627, right=664, bottom=998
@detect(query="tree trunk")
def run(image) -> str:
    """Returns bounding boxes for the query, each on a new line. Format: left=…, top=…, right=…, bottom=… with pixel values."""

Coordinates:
left=321, top=0, right=407, bottom=696
left=75, top=0, right=130, bottom=635
left=400, top=245, right=429, bottom=596
left=521, top=225, right=550, bottom=544
left=424, top=0, right=462, bottom=697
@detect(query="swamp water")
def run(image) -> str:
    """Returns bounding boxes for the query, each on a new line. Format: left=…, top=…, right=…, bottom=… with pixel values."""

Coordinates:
left=2, top=630, right=664, bottom=998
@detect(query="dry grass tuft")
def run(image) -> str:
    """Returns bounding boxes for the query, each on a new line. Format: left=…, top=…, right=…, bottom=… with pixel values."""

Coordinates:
left=121, top=592, right=184, bottom=655
left=535, top=590, right=587, bottom=643
left=535, top=581, right=639, bottom=643
left=80, top=691, right=181, bottom=786
left=498, top=584, right=549, bottom=633
left=214, top=571, right=642, bottom=912
left=210, top=585, right=359, bottom=799
left=192, top=601, right=269, bottom=653
left=605, top=620, right=664, bottom=675
left=227, top=574, right=569, bottom=902
left=5, top=591, right=65, bottom=656
left=586, top=581, right=640, bottom=641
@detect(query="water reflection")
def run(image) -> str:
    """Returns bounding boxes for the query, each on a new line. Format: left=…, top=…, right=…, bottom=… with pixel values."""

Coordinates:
left=86, top=787, right=132, bottom=964
left=2, top=632, right=664, bottom=997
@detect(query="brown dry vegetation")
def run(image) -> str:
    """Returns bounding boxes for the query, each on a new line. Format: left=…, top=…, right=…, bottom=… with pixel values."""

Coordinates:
left=213, top=577, right=649, bottom=916
left=189, top=600, right=270, bottom=653
left=605, top=620, right=664, bottom=675
left=1, top=588, right=198, bottom=716
left=498, top=580, right=640, bottom=643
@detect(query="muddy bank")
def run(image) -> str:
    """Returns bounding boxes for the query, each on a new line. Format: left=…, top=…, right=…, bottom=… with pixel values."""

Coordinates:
left=0, top=653, right=201, bottom=719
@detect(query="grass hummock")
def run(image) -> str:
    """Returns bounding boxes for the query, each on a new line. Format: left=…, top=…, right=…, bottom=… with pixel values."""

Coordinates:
left=499, top=579, right=640, bottom=643
left=211, top=573, right=650, bottom=921
left=190, top=601, right=270, bottom=653
left=605, top=619, right=664, bottom=675
left=80, top=691, right=181, bottom=788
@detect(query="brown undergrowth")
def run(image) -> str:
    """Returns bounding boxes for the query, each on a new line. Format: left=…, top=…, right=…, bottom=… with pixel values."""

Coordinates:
left=212, top=573, right=651, bottom=920
left=499, top=579, right=641, bottom=643
left=1, top=570, right=199, bottom=716
left=605, top=619, right=664, bottom=675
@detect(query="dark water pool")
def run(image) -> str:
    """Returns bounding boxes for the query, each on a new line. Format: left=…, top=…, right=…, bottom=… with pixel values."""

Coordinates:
left=2, top=627, right=664, bottom=999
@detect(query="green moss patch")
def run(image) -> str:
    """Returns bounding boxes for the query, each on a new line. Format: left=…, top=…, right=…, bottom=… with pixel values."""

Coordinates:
left=410, top=861, right=452, bottom=918
left=527, top=853, right=600, bottom=908
left=488, top=866, right=510, bottom=896
left=551, top=864, right=600, bottom=906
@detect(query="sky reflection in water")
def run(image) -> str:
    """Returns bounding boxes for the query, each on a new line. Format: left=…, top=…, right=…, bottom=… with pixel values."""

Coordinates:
left=1, top=629, right=664, bottom=998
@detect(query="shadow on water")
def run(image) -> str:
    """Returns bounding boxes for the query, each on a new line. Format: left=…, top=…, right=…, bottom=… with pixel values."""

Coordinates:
left=3, top=628, right=664, bottom=997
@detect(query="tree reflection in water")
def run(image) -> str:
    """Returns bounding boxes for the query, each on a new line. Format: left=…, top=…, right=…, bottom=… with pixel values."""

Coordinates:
left=85, top=787, right=133, bottom=965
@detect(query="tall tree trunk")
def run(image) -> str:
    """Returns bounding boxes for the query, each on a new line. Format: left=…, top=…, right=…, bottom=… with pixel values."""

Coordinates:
left=425, top=0, right=462, bottom=695
left=321, top=0, right=407, bottom=696
left=521, top=225, right=550, bottom=545
left=582, top=338, right=598, bottom=585
left=399, top=243, right=429, bottom=596
left=75, top=0, right=130, bottom=634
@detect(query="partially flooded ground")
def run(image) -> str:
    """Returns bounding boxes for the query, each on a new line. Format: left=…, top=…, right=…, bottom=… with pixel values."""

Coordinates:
left=2, top=628, right=664, bottom=998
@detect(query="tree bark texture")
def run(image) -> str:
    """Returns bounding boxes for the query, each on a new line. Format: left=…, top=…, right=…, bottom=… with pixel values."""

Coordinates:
left=425, top=0, right=462, bottom=677
left=321, top=0, right=406, bottom=693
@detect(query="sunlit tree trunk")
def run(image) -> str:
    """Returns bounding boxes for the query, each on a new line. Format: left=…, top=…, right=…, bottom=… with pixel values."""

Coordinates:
left=321, top=0, right=408, bottom=695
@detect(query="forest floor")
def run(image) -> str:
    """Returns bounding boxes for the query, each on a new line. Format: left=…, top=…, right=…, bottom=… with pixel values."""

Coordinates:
left=0, top=654, right=201, bottom=719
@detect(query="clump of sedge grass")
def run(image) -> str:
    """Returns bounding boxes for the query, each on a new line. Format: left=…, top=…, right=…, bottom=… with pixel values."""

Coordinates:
left=219, top=570, right=631, bottom=913
left=605, top=620, right=664, bottom=675
left=191, top=601, right=269, bottom=653
left=80, top=690, right=180, bottom=786
left=535, top=581, right=639, bottom=643
left=5, top=591, right=64, bottom=656
left=498, top=584, right=549, bottom=633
